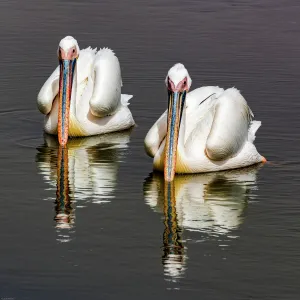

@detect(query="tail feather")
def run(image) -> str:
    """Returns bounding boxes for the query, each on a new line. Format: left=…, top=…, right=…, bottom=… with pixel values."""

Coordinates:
left=121, top=94, right=133, bottom=106
left=248, top=120, right=261, bottom=143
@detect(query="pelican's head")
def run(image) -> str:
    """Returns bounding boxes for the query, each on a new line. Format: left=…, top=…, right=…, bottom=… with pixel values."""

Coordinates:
left=57, top=36, right=80, bottom=146
left=165, top=63, right=192, bottom=93
left=164, top=64, right=192, bottom=182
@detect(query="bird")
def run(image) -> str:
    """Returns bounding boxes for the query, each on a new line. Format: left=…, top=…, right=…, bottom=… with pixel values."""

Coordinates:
left=144, top=63, right=266, bottom=181
left=37, top=36, right=135, bottom=146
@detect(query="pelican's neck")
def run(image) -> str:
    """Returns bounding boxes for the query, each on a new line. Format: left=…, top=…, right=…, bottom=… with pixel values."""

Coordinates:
left=70, top=63, right=78, bottom=117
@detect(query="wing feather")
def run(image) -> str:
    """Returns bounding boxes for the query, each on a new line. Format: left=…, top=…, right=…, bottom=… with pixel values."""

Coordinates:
left=205, top=87, right=251, bottom=161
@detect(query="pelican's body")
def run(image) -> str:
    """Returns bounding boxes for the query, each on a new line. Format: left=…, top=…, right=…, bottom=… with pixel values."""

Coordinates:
left=37, top=36, right=134, bottom=145
left=145, top=64, right=265, bottom=180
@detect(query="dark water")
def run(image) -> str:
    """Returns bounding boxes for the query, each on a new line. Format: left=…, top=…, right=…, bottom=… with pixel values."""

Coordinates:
left=0, top=0, right=300, bottom=299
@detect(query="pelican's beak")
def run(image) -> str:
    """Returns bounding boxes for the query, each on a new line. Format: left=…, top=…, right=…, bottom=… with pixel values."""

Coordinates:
left=164, top=90, right=186, bottom=182
left=58, top=57, right=77, bottom=146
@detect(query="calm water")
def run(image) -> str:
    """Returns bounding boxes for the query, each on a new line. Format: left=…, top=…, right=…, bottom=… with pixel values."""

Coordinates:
left=0, top=0, right=300, bottom=299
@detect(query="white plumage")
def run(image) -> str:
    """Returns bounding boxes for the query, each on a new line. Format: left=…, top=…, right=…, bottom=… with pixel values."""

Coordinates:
left=145, top=63, right=265, bottom=175
left=37, top=36, right=135, bottom=138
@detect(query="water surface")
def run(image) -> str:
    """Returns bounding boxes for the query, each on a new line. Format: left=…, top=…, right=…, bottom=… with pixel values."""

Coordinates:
left=0, top=0, right=299, bottom=299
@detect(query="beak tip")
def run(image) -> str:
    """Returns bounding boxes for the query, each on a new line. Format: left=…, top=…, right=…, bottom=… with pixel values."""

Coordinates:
left=58, top=137, right=68, bottom=147
left=164, top=173, right=174, bottom=182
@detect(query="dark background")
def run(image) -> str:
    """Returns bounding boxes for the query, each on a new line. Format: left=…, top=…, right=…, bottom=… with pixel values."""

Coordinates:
left=0, top=0, right=299, bottom=299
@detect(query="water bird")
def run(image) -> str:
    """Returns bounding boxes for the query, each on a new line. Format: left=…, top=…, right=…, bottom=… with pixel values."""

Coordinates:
left=144, top=63, right=266, bottom=181
left=37, top=36, right=135, bottom=146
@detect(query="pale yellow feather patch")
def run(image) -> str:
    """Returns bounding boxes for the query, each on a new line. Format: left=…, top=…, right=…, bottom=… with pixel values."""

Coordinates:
left=154, top=147, right=191, bottom=174
left=68, top=114, right=87, bottom=137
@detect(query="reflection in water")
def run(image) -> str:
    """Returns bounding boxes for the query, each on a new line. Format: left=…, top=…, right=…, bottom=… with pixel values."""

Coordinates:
left=144, top=165, right=261, bottom=283
left=36, top=131, right=131, bottom=242
left=55, top=146, right=74, bottom=232
left=162, top=182, right=186, bottom=281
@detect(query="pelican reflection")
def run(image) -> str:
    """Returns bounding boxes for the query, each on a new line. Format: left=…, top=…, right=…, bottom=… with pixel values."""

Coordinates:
left=144, top=165, right=261, bottom=282
left=55, top=146, right=74, bottom=232
left=36, top=131, right=131, bottom=242
left=161, top=181, right=186, bottom=281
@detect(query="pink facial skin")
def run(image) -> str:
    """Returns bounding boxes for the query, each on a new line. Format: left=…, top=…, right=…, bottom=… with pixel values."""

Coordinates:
left=167, top=77, right=188, bottom=92
left=58, top=46, right=78, bottom=60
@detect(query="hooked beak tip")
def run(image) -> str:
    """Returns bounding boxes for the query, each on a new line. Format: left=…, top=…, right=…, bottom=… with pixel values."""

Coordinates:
left=164, top=169, right=175, bottom=182
left=164, top=177, right=174, bottom=182
left=58, top=137, right=68, bottom=147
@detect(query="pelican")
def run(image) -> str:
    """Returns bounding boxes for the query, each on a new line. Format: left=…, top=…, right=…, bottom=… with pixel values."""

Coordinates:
left=144, top=63, right=266, bottom=181
left=37, top=36, right=135, bottom=146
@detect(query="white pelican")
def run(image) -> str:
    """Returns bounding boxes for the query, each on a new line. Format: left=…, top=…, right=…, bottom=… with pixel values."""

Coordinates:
left=144, top=63, right=266, bottom=181
left=37, top=36, right=135, bottom=146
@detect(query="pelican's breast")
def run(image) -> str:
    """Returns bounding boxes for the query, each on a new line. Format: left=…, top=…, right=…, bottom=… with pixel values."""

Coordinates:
left=153, top=144, right=191, bottom=174
left=68, top=77, right=90, bottom=137
left=68, top=114, right=87, bottom=137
